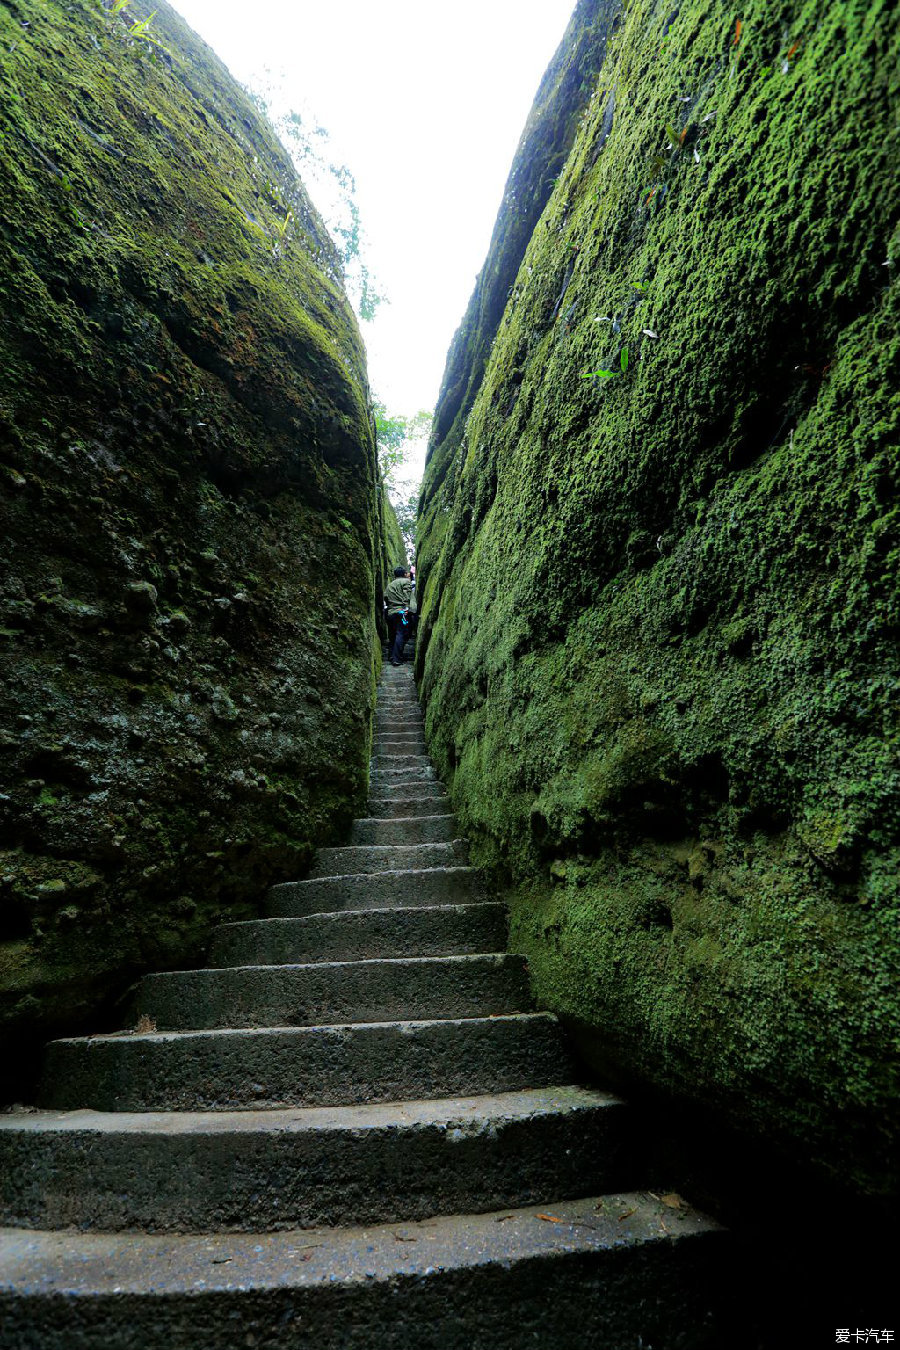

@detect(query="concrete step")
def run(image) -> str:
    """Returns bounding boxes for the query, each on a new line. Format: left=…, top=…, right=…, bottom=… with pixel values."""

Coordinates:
left=370, top=767, right=440, bottom=788
left=0, top=1087, right=630, bottom=1233
left=129, top=955, right=530, bottom=1031
left=370, top=753, right=431, bottom=770
left=209, top=903, right=508, bottom=966
left=366, top=795, right=450, bottom=818
left=375, top=734, right=427, bottom=750
left=368, top=777, right=445, bottom=802
left=374, top=719, right=425, bottom=737
left=349, top=814, right=457, bottom=846
left=39, top=1013, right=573, bottom=1112
left=267, top=867, right=483, bottom=917
left=0, top=1193, right=726, bottom=1349
left=309, top=840, right=468, bottom=878
left=375, top=706, right=423, bottom=722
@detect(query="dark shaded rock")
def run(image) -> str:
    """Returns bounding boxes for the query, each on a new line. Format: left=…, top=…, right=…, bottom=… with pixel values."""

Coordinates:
left=0, top=0, right=382, bottom=1090
left=417, top=0, right=900, bottom=1194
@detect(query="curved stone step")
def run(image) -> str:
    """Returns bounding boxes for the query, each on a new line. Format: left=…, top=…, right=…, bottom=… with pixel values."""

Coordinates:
left=267, top=867, right=482, bottom=917
left=366, top=795, right=450, bottom=819
left=209, top=903, right=507, bottom=967
left=349, top=814, right=457, bottom=846
left=0, top=1194, right=726, bottom=1349
left=0, top=1087, right=630, bottom=1233
left=128, top=955, right=530, bottom=1031
left=39, top=1013, right=572, bottom=1112
left=309, top=840, right=468, bottom=878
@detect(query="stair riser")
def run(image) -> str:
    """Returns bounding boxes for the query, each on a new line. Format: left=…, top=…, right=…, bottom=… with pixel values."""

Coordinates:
left=366, top=797, right=450, bottom=819
left=0, top=1104, right=631, bottom=1233
left=267, top=869, right=483, bottom=917
left=367, top=779, right=445, bottom=802
left=130, top=957, right=530, bottom=1032
left=349, top=816, right=456, bottom=846
left=370, top=755, right=431, bottom=770
left=369, top=766, right=435, bottom=784
left=0, top=1234, right=727, bottom=1349
left=375, top=736, right=427, bottom=750
left=40, top=1016, right=570, bottom=1112
left=309, top=841, right=467, bottom=878
left=209, top=905, right=507, bottom=966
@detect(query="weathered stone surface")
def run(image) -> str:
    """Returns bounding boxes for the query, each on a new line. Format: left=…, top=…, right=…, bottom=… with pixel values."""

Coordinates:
left=0, top=1086, right=629, bottom=1231
left=267, top=868, right=484, bottom=917
left=349, top=814, right=458, bottom=846
left=417, top=0, right=900, bottom=1193
left=208, top=902, right=507, bottom=966
left=365, top=794, right=451, bottom=818
left=0, top=1195, right=727, bottom=1349
left=39, top=1013, right=573, bottom=1111
left=0, top=0, right=384, bottom=1090
left=128, top=953, right=530, bottom=1030
left=309, top=841, right=468, bottom=878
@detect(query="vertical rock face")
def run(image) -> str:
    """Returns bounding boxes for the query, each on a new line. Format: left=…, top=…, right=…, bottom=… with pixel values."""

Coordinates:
left=0, top=0, right=382, bottom=1085
left=417, top=0, right=900, bottom=1192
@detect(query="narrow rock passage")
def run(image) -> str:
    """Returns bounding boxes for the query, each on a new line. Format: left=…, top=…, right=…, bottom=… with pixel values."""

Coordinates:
left=0, top=664, right=727, bottom=1348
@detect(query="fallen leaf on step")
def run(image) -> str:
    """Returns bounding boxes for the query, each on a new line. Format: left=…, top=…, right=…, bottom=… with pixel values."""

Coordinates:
left=393, top=1233, right=417, bottom=1242
left=537, top=1213, right=563, bottom=1223
left=211, top=1257, right=232, bottom=1264
left=495, top=1215, right=515, bottom=1223
left=618, top=1207, right=637, bottom=1221
left=660, top=1193, right=685, bottom=1209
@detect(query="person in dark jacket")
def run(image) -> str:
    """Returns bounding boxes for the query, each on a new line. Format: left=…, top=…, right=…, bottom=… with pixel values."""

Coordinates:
left=384, top=565, right=416, bottom=665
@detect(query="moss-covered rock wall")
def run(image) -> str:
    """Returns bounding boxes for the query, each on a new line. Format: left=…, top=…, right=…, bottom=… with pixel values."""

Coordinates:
left=0, top=0, right=382, bottom=1088
left=417, top=0, right=900, bottom=1194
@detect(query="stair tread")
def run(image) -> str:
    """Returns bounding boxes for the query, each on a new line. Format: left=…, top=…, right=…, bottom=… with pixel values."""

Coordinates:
left=0, top=1193, right=720, bottom=1295
left=144, top=953, right=517, bottom=977
left=218, top=901, right=507, bottom=931
left=275, top=865, right=480, bottom=886
left=49, top=1010, right=556, bottom=1048
left=0, top=1085, right=620, bottom=1137
left=352, top=814, right=454, bottom=823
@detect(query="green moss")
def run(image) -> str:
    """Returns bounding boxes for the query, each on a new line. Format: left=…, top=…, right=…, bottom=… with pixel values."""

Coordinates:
left=0, top=0, right=387, bottom=1083
left=418, top=0, right=900, bottom=1192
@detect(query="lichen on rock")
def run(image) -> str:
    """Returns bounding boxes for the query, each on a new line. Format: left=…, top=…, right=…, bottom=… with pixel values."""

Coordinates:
left=0, top=0, right=383, bottom=1089
left=417, top=0, right=900, bottom=1193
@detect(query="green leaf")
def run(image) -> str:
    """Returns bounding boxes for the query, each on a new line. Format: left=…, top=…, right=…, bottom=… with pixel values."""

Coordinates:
left=620, top=347, right=629, bottom=373
left=665, top=122, right=681, bottom=149
left=581, top=369, right=618, bottom=379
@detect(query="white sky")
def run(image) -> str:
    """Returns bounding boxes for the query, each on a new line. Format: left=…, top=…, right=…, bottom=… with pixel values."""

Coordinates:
left=171, top=0, right=576, bottom=484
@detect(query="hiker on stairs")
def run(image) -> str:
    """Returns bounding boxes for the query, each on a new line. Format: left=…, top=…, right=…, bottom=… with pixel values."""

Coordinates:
left=384, top=564, right=416, bottom=666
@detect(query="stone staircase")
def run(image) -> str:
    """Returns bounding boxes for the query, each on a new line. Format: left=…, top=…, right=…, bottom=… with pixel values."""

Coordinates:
left=0, top=664, right=727, bottom=1348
